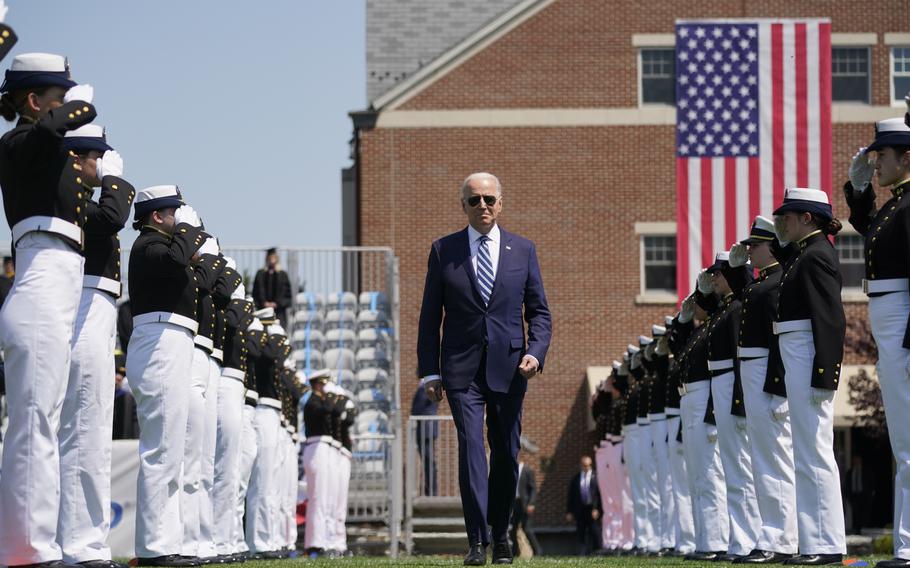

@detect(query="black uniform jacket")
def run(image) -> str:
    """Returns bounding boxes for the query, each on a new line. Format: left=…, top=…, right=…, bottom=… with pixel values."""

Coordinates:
left=83, top=175, right=135, bottom=296
left=223, top=299, right=254, bottom=373
left=304, top=392, right=334, bottom=437
left=707, top=294, right=746, bottom=417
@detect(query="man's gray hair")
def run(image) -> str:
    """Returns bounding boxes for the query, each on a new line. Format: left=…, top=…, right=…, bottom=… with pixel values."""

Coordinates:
left=460, top=172, right=502, bottom=199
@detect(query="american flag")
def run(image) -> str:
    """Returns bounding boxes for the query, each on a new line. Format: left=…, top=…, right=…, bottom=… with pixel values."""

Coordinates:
left=675, top=19, right=832, bottom=300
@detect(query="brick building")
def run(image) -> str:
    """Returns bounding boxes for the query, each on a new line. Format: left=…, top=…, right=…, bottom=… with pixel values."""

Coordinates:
left=347, top=0, right=910, bottom=530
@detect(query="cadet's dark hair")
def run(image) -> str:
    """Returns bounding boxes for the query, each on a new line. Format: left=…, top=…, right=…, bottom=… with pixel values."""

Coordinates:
left=0, top=86, right=52, bottom=122
left=810, top=213, right=842, bottom=236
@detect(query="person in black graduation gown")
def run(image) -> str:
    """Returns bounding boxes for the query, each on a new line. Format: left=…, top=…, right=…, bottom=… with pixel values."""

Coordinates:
left=252, top=248, right=292, bottom=327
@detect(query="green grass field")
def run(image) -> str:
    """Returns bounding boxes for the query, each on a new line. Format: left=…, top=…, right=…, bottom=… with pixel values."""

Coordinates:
left=231, top=556, right=886, bottom=567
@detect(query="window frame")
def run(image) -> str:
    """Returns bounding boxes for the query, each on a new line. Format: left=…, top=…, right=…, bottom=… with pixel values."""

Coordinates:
left=831, top=46, right=872, bottom=105
left=636, top=223, right=678, bottom=304
left=637, top=47, right=676, bottom=108
left=835, top=224, right=868, bottom=303
left=890, top=46, right=910, bottom=107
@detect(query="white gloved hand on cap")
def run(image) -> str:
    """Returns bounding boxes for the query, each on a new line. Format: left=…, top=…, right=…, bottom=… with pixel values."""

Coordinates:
left=247, top=317, right=264, bottom=333
left=678, top=297, right=696, bottom=324
left=728, top=243, right=749, bottom=268
left=268, top=323, right=287, bottom=337
left=697, top=269, right=714, bottom=294
left=174, top=205, right=201, bottom=228
left=0, top=1, right=9, bottom=23
left=231, top=282, right=246, bottom=301
left=197, top=237, right=219, bottom=257
left=773, top=216, right=790, bottom=247
left=95, top=150, right=123, bottom=179
left=848, top=147, right=873, bottom=195
left=224, top=256, right=237, bottom=270
left=64, top=84, right=94, bottom=105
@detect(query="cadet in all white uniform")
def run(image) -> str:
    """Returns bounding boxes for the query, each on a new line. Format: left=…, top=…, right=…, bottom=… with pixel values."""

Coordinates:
left=771, top=188, right=846, bottom=565
left=56, top=125, right=134, bottom=568
left=844, top=117, right=910, bottom=568
left=0, top=52, right=95, bottom=568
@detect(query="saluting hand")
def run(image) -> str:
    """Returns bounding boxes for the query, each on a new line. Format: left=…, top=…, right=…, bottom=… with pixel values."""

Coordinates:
left=96, top=150, right=123, bottom=179
left=848, top=147, right=874, bottom=196
left=0, top=1, right=10, bottom=23
left=518, top=355, right=539, bottom=379
left=64, top=84, right=94, bottom=105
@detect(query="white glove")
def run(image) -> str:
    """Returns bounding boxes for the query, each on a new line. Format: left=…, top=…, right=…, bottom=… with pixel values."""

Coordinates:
left=728, top=243, right=749, bottom=268
left=284, top=357, right=296, bottom=370
left=773, top=216, right=790, bottom=247
left=770, top=395, right=789, bottom=421
left=95, top=150, right=123, bottom=179
left=848, top=147, right=874, bottom=195
left=810, top=387, right=833, bottom=407
left=735, top=416, right=748, bottom=432
left=64, top=84, right=94, bottom=104
left=630, top=352, right=642, bottom=370
left=679, top=297, right=696, bottom=323
left=706, top=424, right=718, bottom=444
left=268, top=323, right=287, bottom=337
left=697, top=269, right=714, bottom=294
left=247, top=317, right=264, bottom=333
left=197, top=237, right=219, bottom=257
left=224, top=256, right=237, bottom=270
left=655, top=335, right=670, bottom=356
left=0, top=1, right=9, bottom=23
left=174, top=205, right=201, bottom=227
left=231, top=282, right=246, bottom=301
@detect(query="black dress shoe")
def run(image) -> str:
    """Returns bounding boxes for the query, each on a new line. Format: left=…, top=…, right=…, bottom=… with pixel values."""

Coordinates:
left=13, top=562, right=80, bottom=568
left=136, top=557, right=199, bottom=568
left=464, top=543, right=487, bottom=566
left=686, top=551, right=727, bottom=561
left=716, top=554, right=745, bottom=562
left=735, top=550, right=795, bottom=564
left=491, top=541, right=512, bottom=564
left=877, top=559, right=910, bottom=568
left=79, top=561, right=129, bottom=568
left=783, top=554, right=843, bottom=566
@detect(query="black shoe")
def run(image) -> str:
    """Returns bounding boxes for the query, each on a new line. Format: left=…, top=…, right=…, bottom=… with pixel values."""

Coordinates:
left=686, top=551, right=727, bottom=561
left=783, top=554, right=843, bottom=566
left=716, top=554, right=745, bottom=562
left=79, top=562, right=129, bottom=568
left=13, top=563, right=81, bottom=568
left=136, top=557, right=199, bottom=568
left=735, top=550, right=795, bottom=564
left=491, top=541, right=512, bottom=565
left=877, top=559, right=910, bottom=568
left=464, top=543, right=487, bottom=566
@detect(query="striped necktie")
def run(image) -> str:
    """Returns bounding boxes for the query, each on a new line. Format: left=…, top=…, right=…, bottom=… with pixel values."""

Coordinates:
left=476, top=235, right=494, bottom=305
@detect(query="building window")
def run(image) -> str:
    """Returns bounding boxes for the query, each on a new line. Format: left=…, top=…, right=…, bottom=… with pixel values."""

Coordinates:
left=892, top=47, right=910, bottom=104
left=836, top=233, right=864, bottom=289
left=642, top=235, right=677, bottom=292
left=640, top=48, right=675, bottom=105
left=832, top=47, right=870, bottom=103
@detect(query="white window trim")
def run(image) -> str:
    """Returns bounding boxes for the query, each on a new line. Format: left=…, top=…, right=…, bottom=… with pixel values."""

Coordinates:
left=836, top=223, right=868, bottom=303
left=637, top=225, right=678, bottom=305
left=637, top=47, right=675, bottom=109
left=831, top=45, right=872, bottom=106
left=890, top=45, right=910, bottom=107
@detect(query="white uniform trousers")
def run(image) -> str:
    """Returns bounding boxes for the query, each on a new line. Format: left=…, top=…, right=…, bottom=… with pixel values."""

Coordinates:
left=680, top=380, right=729, bottom=552
left=649, top=417, right=676, bottom=550
left=325, top=443, right=342, bottom=551
left=272, top=428, right=290, bottom=552
left=711, top=371, right=761, bottom=556
left=287, top=434, right=300, bottom=549
left=666, top=413, right=697, bottom=554
left=246, top=405, right=282, bottom=552
left=778, top=330, right=846, bottom=555
left=303, top=439, right=334, bottom=550
left=236, top=403, right=258, bottom=553
left=0, top=233, right=83, bottom=565
left=333, top=447, right=351, bottom=552
left=638, top=422, right=661, bottom=552
left=197, top=358, right=221, bottom=558
left=622, top=426, right=647, bottom=550
left=281, top=432, right=297, bottom=550
left=618, top=442, right=634, bottom=550
left=870, top=292, right=910, bottom=559
left=181, top=347, right=212, bottom=557
left=595, top=444, right=613, bottom=548
left=58, top=288, right=117, bottom=563
left=740, top=356, right=798, bottom=554
left=127, top=321, right=195, bottom=558
left=212, top=375, right=246, bottom=555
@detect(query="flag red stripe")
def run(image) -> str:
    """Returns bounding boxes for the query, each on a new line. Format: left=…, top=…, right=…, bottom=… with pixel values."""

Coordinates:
left=818, top=22, right=832, bottom=195
left=676, top=158, right=689, bottom=301
left=700, top=158, right=713, bottom=268
left=795, top=23, right=809, bottom=187
left=771, top=23, right=785, bottom=207
left=725, top=158, right=737, bottom=248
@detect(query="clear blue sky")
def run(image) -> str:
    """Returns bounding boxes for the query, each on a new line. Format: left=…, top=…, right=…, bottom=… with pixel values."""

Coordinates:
left=2, top=0, right=365, bottom=249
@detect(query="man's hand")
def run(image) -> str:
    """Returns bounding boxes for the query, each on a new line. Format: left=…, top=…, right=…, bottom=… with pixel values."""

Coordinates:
left=565, top=513, right=574, bottom=523
left=591, top=509, right=600, bottom=521
left=424, top=379, right=444, bottom=402
left=518, top=355, right=539, bottom=379
left=526, top=505, right=535, bottom=515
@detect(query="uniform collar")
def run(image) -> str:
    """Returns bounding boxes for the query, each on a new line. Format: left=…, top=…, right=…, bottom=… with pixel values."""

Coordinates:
left=758, top=262, right=780, bottom=279
left=798, top=229, right=823, bottom=249
left=892, top=178, right=910, bottom=198
left=467, top=223, right=500, bottom=244
left=141, top=224, right=172, bottom=239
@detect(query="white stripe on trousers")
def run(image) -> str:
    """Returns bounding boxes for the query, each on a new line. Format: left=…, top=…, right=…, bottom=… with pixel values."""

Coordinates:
left=667, top=416, right=697, bottom=553
left=236, top=404, right=258, bottom=554
left=740, top=356, right=798, bottom=554
left=711, top=371, right=761, bottom=556
left=247, top=406, right=282, bottom=552
left=650, top=419, right=677, bottom=550
left=127, top=321, right=194, bottom=558
left=212, top=374, right=246, bottom=555
left=304, top=440, right=334, bottom=550
left=680, top=384, right=729, bottom=552
left=778, top=330, right=846, bottom=554
left=0, top=234, right=83, bottom=566
left=197, top=358, right=221, bottom=558
left=182, top=348, right=212, bottom=556
left=869, top=293, right=910, bottom=559
left=58, top=288, right=117, bottom=563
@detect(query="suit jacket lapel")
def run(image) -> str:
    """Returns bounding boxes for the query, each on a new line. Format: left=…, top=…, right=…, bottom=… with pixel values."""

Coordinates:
left=488, top=228, right=511, bottom=304
left=459, top=228, right=484, bottom=305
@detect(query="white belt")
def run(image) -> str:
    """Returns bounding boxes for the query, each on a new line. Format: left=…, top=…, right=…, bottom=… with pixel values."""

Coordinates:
left=245, top=390, right=259, bottom=402
left=773, top=319, right=812, bottom=335
left=222, top=367, right=245, bottom=381
left=636, top=417, right=650, bottom=425
left=678, top=379, right=710, bottom=396
left=330, top=439, right=342, bottom=450
left=12, top=215, right=83, bottom=247
left=83, top=275, right=121, bottom=297
left=211, top=348, right=223, bottom=362
left=647, top=413, right=666, bottom=421
left=194, top=335, right=214, bottom=351
left=258, top=397, right=282, bottom=410
left=665, top=408, right=680, bottom=416
left=738, top=346, right=770, bottom=358
left=863, top=278, right=909, bottom=295
left=707, top=359, right=734, bottom=371
left=306, top=435, right=334, bottom=445
left=133, top=311, right=199, bottom=334
left=340, top=447, right=352, bottom=459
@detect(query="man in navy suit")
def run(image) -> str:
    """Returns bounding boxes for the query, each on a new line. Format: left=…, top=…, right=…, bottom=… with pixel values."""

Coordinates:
left=417, top=172, right=552, bottom=566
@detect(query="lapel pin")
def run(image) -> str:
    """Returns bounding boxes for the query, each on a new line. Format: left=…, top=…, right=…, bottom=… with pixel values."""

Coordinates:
left=505, top=245, right=511, bottom=250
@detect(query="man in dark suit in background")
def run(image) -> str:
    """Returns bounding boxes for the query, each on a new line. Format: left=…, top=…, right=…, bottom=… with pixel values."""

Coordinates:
left=509, top=453, right=542, bottom=557
left=567, top=455, right=602, bottom=556
left=417, top=172, right=552, bottom=566
left=252, top=247, right=292, bottom=327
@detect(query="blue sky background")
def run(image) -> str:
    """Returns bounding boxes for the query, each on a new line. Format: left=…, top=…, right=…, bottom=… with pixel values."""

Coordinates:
left=2, top=1, right=365, bottom=248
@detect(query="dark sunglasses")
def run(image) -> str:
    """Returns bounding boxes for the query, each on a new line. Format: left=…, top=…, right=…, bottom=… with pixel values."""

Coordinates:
left=465, top=195, right=498, bottom=207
